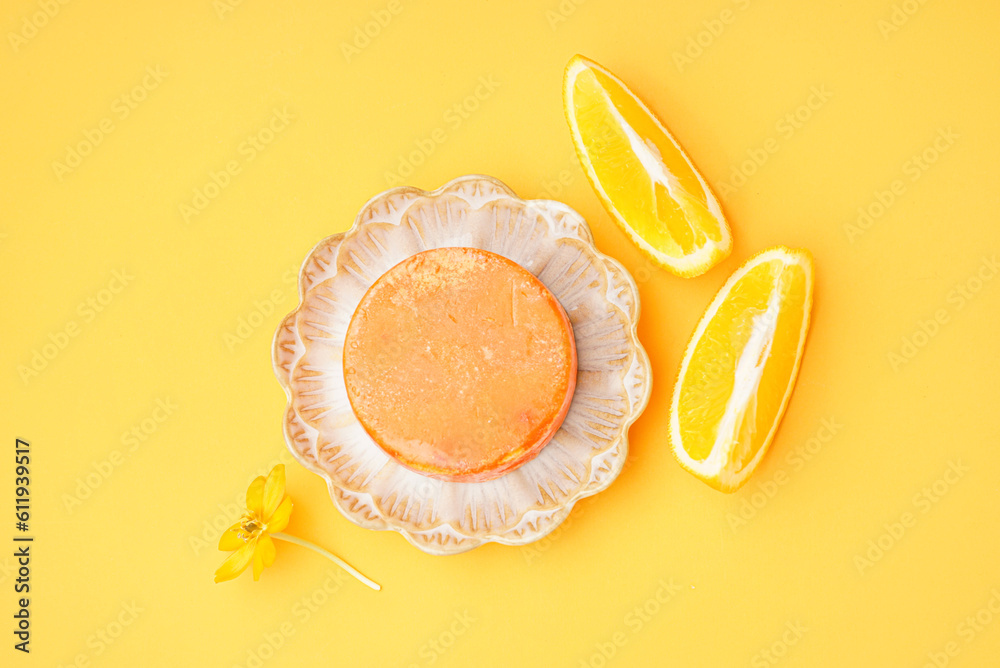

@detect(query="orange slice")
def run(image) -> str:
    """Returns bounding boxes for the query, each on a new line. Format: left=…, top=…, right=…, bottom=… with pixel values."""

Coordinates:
left=670, top=247, right=814, bottom=492
left=563, top=54, right=732, bottom=278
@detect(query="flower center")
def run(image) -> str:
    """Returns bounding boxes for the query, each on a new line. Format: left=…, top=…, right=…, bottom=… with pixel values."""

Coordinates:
left=238, top=513, right=266, bottom=541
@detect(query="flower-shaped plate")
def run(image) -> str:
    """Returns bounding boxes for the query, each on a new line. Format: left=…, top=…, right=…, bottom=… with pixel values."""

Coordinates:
left=273, top=175, right=651, bottom=555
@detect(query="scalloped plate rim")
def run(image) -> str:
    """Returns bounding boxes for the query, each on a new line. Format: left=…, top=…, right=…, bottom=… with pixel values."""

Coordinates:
left=271, top=174, right=653, bottom=555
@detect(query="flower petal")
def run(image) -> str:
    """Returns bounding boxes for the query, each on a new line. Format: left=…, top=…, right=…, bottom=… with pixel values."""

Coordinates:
left=246, top=476, right=266, bottom=516
left=268, top=497, right=293, bottom=533
left=262, top=465, right=286, bottom=520
left=257, top=532, right=277, bottom=567
left=218, top=522, right=246, bottom=552
left=214, top=539, right=256, bottom=583
left=252, top=550, right=264, bottom=581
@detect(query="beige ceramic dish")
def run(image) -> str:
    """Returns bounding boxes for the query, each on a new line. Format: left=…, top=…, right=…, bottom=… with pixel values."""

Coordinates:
left=273, top=175, right=651, bottom=555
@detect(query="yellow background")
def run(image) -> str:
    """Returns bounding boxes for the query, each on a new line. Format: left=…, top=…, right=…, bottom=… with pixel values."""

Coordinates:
left=3, top=0, right=999, bottom=665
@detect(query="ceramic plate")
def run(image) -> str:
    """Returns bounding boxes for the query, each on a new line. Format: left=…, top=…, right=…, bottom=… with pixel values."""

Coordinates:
left=273, top=175, right=651, bottom=555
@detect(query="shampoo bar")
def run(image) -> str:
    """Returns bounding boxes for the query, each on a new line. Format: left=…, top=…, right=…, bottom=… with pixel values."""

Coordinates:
left=343, top=247, right=577, bottom=482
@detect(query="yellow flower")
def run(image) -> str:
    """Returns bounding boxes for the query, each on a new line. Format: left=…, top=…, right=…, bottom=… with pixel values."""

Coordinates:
left=213, top=464, right=380, bottom=590
left=215, top=464, right=293, bottom=583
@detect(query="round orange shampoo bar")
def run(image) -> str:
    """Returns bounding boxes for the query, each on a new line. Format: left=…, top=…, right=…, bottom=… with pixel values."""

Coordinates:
left=343, top=247, right=578, bottom=482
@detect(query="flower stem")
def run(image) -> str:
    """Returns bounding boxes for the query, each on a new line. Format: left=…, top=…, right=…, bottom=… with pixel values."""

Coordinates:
left=271, top=532, right=381, bottom=591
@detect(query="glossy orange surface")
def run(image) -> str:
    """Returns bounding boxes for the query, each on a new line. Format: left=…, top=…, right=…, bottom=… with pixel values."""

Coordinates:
left=343, top=247, right=577, bottom=481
